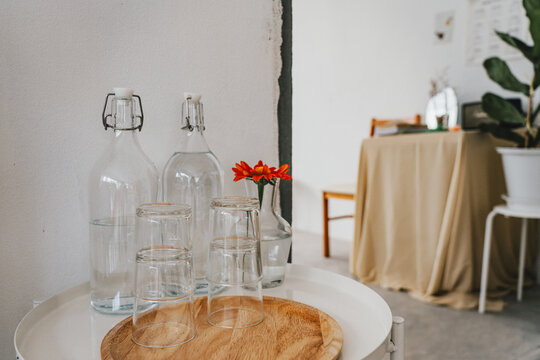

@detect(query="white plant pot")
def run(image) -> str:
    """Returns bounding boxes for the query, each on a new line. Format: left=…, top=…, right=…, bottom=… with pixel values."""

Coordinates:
left=497, top=147, right=540, bottom=211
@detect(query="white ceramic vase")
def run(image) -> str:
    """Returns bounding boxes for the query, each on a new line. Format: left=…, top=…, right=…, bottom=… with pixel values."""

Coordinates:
left=497, top=147, right=540, bottom=211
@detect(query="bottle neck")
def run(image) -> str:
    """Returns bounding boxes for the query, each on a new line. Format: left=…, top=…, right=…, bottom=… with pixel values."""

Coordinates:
left=178, top=127, right=211, bottom=152
left=259, top=182, right=277, bottom=215
left=112, top=98, right=138, bottom=130
left=245, top=179, right=279, bottom=215
left=110, top=99, right=140, bottom=146
left=179, top=96, right=210, bottom=152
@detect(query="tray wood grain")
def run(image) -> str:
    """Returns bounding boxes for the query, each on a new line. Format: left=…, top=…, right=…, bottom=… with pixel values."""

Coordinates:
left=101, top=296, right=343, bottom=360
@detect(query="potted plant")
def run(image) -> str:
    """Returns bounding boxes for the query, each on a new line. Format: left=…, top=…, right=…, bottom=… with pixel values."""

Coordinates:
left=480, top=0, right=540, bottom=210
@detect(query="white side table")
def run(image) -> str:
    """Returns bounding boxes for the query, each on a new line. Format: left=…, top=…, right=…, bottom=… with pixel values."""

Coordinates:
left=479, top=205, right=540, bottom=313
left=15, top=264, right=403, bottom=360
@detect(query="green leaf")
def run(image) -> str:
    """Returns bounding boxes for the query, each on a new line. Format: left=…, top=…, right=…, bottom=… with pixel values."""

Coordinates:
left=483, top=57, right=530, bottom=95
left=533, top=102, right=540, bottom=123
left=496, top=31, right=534, bottom=60
left=534, top=62, right=540, bottom=89
left=496, top=31, right=540, bottom=88
left=481, top=93, right=526, bottom=125
left=533, top=130, right=540, bottom=147
left=524, top=0, right=540, bottom=58
left=479, top=122, right=526, bottom=147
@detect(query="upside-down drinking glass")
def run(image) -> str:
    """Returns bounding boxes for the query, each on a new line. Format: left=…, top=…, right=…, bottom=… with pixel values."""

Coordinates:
left=207, top=197, right=264, bottom=329
left=132, top=203, right=196, bottom=348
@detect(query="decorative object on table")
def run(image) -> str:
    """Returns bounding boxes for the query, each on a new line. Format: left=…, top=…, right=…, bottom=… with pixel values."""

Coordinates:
left=370, top=114, right=422, bottom=137
left=461, top=99, right=522, bottom=130
left=372, top=121, right=427, bottom=136
left=162, top=93, right=224, bottom=294
left=233, top=160, right=292, bottom=288
left=425, top=87, right=458, bottom=130
left=207, top=197, right=264, bottom=329
left=101, top=296, right=343, bottom=360
left=429, top=68, right=449, bottom=97
left=479, top=0, right=540, bottom=210
left=89, top=88, right=159, bottom=315
left=132, top=203, right=195, bottom=348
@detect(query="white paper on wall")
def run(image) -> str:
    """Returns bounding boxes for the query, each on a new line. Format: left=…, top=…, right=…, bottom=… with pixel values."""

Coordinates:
left=466, top=0, right=530, bottom=65
left=434, top=11, right=456, bottom=44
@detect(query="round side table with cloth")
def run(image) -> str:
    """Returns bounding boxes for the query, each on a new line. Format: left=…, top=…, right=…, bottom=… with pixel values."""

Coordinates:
left=351, top=131, right=536, bottom=310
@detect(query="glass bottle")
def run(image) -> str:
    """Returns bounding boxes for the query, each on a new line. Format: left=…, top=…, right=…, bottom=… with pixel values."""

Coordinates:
left=162, top=93, right=224, bottom=293
left=89, top=88, right=159, bottom=314
left=245, top=179, right=292, bottom=288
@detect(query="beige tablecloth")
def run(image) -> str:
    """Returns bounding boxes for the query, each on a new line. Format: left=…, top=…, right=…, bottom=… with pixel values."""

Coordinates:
left=350, top=131, right=536, bottom=310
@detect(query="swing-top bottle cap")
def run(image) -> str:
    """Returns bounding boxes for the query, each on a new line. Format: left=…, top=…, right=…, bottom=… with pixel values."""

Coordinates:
left=184, top=92, right=202, bottom=104
left=114, top=88, right=134, bottom=99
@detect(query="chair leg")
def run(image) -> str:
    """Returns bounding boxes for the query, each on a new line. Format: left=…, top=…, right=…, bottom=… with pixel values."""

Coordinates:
left=518, top=218, right=528, bottom=302
left=323, top=193, right=330, bottom=257
left=389, top=316, right=405, bottom=360
left=479, top=210, right=497, bottom=314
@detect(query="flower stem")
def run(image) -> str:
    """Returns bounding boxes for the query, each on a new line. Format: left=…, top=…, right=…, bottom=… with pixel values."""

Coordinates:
left=257, top=182, right=265, bottom=210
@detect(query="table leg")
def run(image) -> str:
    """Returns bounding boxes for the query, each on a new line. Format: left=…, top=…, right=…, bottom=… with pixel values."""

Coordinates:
left=518, top=218, right=528, bottom=302
left=537, top=219, right=540, bottom=285
left=479, top=209, right=498, bottom=314
left=389, top=316, right=405, bottom=360
left=323, top=192, right=330, bottom=257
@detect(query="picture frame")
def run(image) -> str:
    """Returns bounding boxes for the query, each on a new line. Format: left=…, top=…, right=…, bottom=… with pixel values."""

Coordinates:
left=461, top=98, right=522, bottom=130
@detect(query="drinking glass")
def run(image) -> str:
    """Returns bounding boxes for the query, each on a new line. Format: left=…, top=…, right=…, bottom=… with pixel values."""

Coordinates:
left=132, top=203, right=196, bottom=348
left=207, top=197, right=264, bottom=329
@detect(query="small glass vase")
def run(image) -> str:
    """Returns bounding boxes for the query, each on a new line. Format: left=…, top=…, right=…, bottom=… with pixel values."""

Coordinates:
left=245, top=179, right=292, bottom=288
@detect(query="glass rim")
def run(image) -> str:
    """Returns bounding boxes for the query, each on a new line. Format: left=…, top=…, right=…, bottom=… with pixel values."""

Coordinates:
left=210, top=197, right=259, bottom=210
left=136, top=203, right=191, bottom=218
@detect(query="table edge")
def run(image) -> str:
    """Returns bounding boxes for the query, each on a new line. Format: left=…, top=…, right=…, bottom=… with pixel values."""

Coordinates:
left=15, top=264, right=393, bottom=360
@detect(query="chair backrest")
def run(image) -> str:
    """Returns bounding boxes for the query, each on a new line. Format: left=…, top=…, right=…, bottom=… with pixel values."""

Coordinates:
left=370, top=114, right=422, bottom=137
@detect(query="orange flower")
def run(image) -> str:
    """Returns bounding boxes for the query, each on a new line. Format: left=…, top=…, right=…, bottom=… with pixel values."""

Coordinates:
left=273, top=164, right=292, bottom=181
left=232, top=161, right=253, bottom=182
left=232, top=160, right=291, bottom=183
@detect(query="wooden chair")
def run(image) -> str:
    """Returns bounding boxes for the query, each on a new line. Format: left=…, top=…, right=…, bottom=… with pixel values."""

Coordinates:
left=370, top=114, right=422, bottom=137
left=322, top=114, right=422, bottom=258
left=322, top=184, right=356, bottom=257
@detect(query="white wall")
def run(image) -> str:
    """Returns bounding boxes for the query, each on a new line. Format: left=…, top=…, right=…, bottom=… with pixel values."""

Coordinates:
left=0, top=1, right=282, bottom=358
left=293, top=0, right=531, bottom=241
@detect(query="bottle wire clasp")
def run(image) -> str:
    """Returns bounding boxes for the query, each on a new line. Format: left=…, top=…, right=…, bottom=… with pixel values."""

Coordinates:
left=181, top=95, right=205, bottom=132
left=102, top=93, right=144, bottom=131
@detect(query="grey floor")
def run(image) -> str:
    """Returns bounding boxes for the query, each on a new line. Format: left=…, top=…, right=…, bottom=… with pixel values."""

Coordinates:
left=292, top=230, right=540, bottom=360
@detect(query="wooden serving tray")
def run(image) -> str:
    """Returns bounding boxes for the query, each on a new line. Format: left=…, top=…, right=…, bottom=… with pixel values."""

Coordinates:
left=101, top=296, right=343, bottom=360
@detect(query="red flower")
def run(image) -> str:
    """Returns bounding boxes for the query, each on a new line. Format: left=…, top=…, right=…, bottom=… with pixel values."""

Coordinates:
left=233, top=161, right=253, bottom=182
left=273, top=164, right=292, bottom=180
left=232, top=160, right=291, bottom=183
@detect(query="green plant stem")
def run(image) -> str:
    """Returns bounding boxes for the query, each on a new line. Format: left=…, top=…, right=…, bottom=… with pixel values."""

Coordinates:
left=526, top=80, right=535, bottom=147
left=257, top=182, right=265, bottom=210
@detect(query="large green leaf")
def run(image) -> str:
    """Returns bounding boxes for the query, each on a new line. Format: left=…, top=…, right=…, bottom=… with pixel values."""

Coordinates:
left=533, top=102, right=540, bottom=122
left=479, top=122, right=526, bottom=147
left=496, top=31, right=534, bottom=60
left=535, top=62, right=540, bottom=88
left=483, top=57, right=530, bottom=95
left=482, top=92, right=526, bottom=125
left=532, top=130, right=540, bottom=147
left=496, top=32, right=540, bottom=88
left=524, top=0, right=540, bottom=58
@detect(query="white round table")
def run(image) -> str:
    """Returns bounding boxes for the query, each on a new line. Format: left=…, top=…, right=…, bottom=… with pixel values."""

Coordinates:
left=15, top=264, right=393, bottom=360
